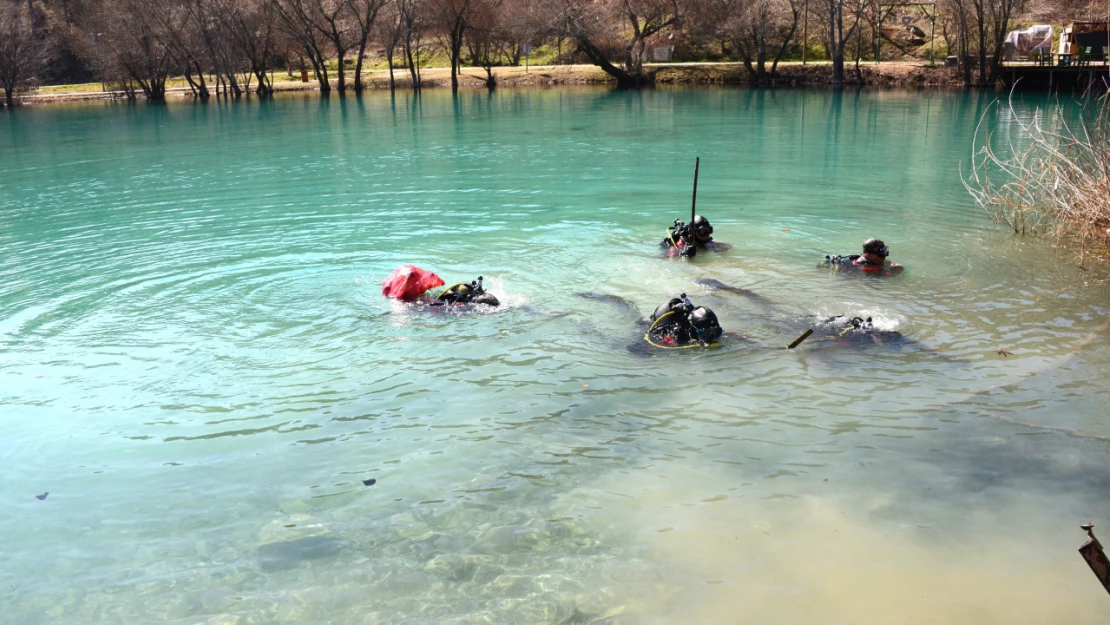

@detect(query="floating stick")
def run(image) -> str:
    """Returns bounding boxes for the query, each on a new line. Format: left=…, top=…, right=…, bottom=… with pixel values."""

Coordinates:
left=786, top=328, right=814, bottom=349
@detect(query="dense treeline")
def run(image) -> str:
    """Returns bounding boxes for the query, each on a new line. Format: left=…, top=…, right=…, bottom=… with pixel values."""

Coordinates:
left=0, top=0, right=1089, bottom=106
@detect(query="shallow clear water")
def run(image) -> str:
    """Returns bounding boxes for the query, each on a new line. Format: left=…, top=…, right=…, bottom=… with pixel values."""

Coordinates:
left=2, top=88, right=1110, bottom=624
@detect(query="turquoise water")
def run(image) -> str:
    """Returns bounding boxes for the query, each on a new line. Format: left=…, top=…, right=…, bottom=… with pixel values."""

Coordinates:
left=2, top=88, right=1110, bottom=624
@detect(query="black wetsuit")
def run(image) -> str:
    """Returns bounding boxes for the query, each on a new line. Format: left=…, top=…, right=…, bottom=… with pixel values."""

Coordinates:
left=647, top=295, right=723, bottom=347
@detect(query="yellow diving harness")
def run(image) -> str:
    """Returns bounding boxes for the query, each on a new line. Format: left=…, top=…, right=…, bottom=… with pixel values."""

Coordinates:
left=435, top=283, right=471, bottom=301
left=645, top=311, right=709, bottom=349
left=644, top=296, right=723, bottom=350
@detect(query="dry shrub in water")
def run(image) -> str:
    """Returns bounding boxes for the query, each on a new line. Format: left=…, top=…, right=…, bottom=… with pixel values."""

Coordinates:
left=966, top=93, right=1110, bottom=266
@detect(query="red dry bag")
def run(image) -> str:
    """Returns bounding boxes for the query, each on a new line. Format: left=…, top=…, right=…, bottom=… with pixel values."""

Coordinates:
left=381, top=265, right=445, bottom=300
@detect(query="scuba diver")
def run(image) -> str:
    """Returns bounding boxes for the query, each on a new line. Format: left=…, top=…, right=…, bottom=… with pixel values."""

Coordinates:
left=430, top=276, right=500, bottom=307
left=659, top=159, right=731, bottom=257
left=661, top=215, right=719, bottom=257
left=381, top=265, right=501, bottom=307
left=645, top=293, right=723, bottom=348
left=819, top=238, right=904, bottom=275
left=793, top=314, right=908, bottom=348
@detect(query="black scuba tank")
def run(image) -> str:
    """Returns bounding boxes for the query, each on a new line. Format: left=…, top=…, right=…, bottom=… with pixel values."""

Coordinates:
left=436, top=277, right=500, bottom=306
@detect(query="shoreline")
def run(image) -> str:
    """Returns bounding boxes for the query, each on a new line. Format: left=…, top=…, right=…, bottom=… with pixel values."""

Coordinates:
left=20, top=61, right=964, bottom=106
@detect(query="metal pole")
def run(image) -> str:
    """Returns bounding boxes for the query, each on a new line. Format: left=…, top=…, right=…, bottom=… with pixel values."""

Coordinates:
left=691, top=157, right=700, bottom=223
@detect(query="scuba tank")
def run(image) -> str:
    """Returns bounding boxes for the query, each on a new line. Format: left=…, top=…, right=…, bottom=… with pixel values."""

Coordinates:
left=821, top=254, right=861, bottom=266
left=647, top=293, right=723, bottom=348
left=826, top=315, right=873, bottom=332
left=433, top=276, right=501, bottom=306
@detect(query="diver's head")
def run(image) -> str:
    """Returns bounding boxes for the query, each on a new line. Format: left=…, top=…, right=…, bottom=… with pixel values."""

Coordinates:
left=690, top=306, right=722, bottom=343
left=692, top=215, right=713, bottom=242
left=862, top=238, right=889, bottom=261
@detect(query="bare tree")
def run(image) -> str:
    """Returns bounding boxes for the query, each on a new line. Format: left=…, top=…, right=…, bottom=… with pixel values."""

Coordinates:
left=0, top=0, right=52, bottom=108
left=715, top=0, right=800, bottom=84
left=465, top=0, right=507, bottom=89
left=398, top=0, right=426, bottom=90
left=552, top=0, right=683, bottom=87
left=348, top=0, right=389, bottom=91
left=311, top=0, right=357, bottom=92
left=940, top=0, right=973, bottom=86
left=430, top=0, right=472, bottom=92
left=147, top=0, right=212, bottom=98
left=217, top=0, right=279, bottom=95
left=826, top=0, right=869, bottom=85
left=85, top=0, right=177, bottom=101
left=374, top=0, right=404, bottom=90
left=970, top=0, right=1015, bottom=86
left=273, top=0, right=336, bottom=93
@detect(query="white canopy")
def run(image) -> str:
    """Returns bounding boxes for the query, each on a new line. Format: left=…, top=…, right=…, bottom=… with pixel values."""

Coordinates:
left=1003, top=25, right=1053, bottom=59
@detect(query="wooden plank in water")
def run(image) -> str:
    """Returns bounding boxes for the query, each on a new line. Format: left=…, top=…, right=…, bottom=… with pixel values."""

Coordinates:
left=1079, top=523, right=1110, bottom=596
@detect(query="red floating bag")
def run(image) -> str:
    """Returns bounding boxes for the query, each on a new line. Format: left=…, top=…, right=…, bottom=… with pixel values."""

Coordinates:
left=381, top=265, right=445, bottom=300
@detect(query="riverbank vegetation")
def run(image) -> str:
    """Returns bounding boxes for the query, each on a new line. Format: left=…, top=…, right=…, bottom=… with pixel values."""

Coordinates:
left=967, top=95, right=1110, bottom=266
left=0, top=0, right=1103, bottom=106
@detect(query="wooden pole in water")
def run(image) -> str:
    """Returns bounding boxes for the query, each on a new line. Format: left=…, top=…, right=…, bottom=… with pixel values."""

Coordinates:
left=786, top=328, right=814, bottom=349
left=691, top=157, right=700, bottom=223
left=1079, top=523, right=1110, bottom=596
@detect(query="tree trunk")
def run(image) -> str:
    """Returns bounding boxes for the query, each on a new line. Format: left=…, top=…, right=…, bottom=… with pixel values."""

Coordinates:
left=405, top=38, right=420, bottom=91
left=305, top=44, right=330, bottom=94
left=577, top=37, right=649, bottom=88
left=185, top=61, right=210, bottom=99
left=355, top=44, right=367, bottom=91
left=449, top=17, right=464, bottom=93
left=770, top=7, right=800, bottom=78
left=830, top=0, right=845, bottom=86
left=336, top=51, right=347, bottom=93
left=387, top=45, right=396, bottom=91
left=975, top=2, right=987, bottom=85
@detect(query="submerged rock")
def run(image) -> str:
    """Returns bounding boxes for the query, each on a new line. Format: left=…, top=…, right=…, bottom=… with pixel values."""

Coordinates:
left=256, top=535, right=343, bottom=573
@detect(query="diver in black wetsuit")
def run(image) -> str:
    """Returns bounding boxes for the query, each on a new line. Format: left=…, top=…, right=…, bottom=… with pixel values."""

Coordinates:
left=646, top=293, right=723, bottom=347
left=431, top=276, right=500, bottom=307
left=661, top=215, right=716, bottom=257
left=811, top=314, right=906, bottom=346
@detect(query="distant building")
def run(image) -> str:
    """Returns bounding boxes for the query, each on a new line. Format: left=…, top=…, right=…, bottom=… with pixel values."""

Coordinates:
left=1059, top=22, right=1109, bottom=61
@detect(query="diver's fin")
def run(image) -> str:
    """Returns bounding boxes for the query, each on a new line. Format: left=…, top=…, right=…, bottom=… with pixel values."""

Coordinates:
left=574, top=292, right=641, bottom=317
left=694, top=278, right=776, bottom=307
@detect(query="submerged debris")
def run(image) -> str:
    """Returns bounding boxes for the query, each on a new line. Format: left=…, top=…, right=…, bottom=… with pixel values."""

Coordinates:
left=1079, top=523, right=1110, bottom=596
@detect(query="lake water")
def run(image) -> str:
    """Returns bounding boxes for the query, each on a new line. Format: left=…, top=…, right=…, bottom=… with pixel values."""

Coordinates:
left=2, top=88, right=1110, bottom=624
